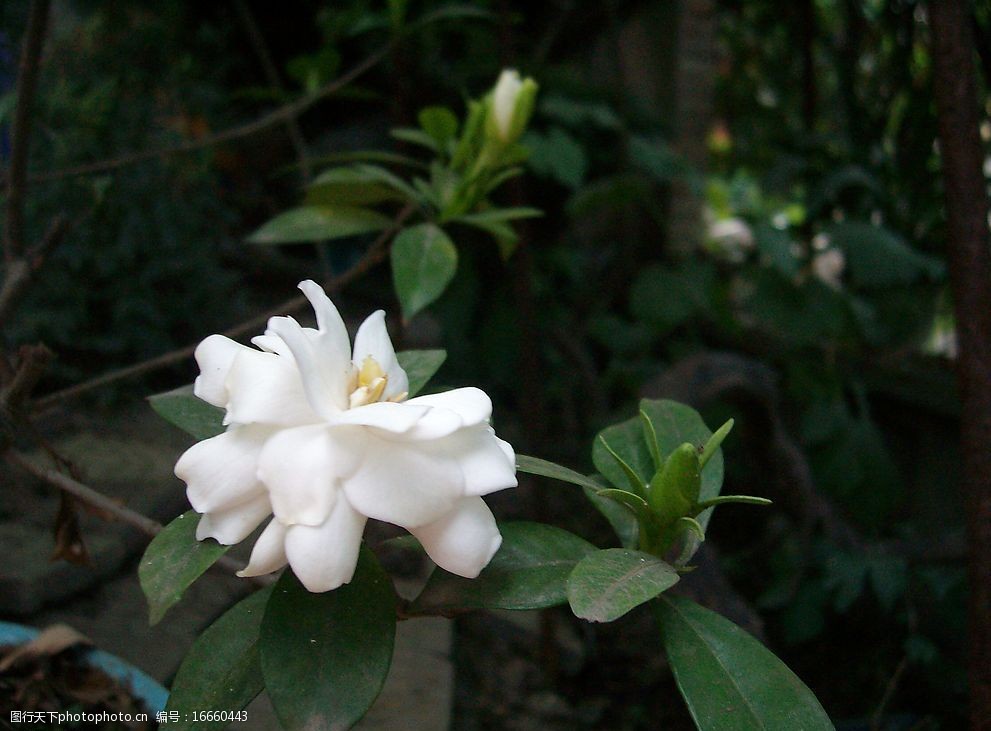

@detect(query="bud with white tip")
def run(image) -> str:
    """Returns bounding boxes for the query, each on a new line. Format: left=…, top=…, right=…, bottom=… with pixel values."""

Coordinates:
left=488, top=69, right=538, bottom=144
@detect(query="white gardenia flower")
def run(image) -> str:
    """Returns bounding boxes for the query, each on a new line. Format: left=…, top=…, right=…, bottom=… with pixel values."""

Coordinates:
left=174, top=280, right=517, bottom=592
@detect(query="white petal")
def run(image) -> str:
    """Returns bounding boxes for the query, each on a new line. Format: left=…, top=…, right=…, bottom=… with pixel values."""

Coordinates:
left=329, top=401, right=429, bottom=433
left=411, top=497, right=502, bottom=578
left=224, top=349, right=318, bottom=427
left=406, top=387, right=492, bottom=427
left=285, top=498, right=367, bottom=592
left=267, top=315, right=351, bottom=417
left=238, top=518, right=288, bottom=577
left=196, top=493, right=271, bottom=545
left=193, top=335, right=252, bottom=408
left=444, top=426, right=518, bottom=496
left=299, top=280, right=351, bottom=348
left=401, top=407, right=464, bottom=440
left=251, top=332, right=294, bottom=359
left=257, top=424, right=364, bottom=527
left=352, top=310, right=409, bottom=400
left=342, top=436, right=463, bottom=528
left=176, top=425, right=272, bottom=513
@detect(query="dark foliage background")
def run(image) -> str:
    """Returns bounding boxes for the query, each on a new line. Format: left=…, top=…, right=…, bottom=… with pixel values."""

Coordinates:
left=2, top=0, right=986, bottom=727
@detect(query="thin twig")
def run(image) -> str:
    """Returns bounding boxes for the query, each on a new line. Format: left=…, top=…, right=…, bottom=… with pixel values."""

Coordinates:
left=0, top=214, right=69, bottom=326
left=4, top=449, right=269, bottom=583
left=3, top=0, right=51, bottom=261
left=232, top=0, right=312, bottom=182
left=33, top=204, right=416, bottom=410
left=7, top=449, right=163, bottom=536
left=869, top=654, right=910, bottom=731
left=3, top=41, right=393, bottom=189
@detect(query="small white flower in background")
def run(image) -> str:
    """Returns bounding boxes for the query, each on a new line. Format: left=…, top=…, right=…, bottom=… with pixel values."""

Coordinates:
left=489, top=69, right=538, bottom=144
left=811, top=247, right=845, bottom=289
left=174, top=281, right=517, bottom=592
left=707, top=217, right=754, bottom=263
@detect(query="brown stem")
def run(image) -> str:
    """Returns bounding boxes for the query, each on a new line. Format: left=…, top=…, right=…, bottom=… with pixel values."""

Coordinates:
left=1, top=344, right=53, bottom=412
left=2, top=40, right=393, bottom=189
left=4, top=449, right=268, bottom=583
left=7, top=449, right=162, bottom=536
left=3, top=0, right=51, bottom=262
left=33, top=204, right=415, bottom=411
left=928, top=2, right=991, bottom=726
left=0, top=214, right=69, bottom=326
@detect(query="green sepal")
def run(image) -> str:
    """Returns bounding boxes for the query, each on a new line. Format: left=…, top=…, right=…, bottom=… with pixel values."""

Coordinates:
left=660, top=515, right=708, bottom=563
left=452, top=99, right=486, bottom=170
left=596, top=489, right=663, bottom=552
left=648, top=442, right=700, bottom=522
left=598, top=435, right=648, bottom=498
left=506, top=78, right=539, bottom=144
left=692, top=495, right=772, bottom=514
left=639, top=409, right=662, bottom=470
left=699, top=418, right=734, bottom=470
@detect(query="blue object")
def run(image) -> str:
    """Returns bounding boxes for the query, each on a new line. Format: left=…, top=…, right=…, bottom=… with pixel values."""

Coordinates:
left=0, top=620, right=169, bottom=714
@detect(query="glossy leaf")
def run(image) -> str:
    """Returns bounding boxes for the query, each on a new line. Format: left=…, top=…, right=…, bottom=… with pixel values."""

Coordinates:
left=515, top=454, right=604, bottom=491
left=409, top=522, right=596, bottom=613
left=568, top=549, right=679, bottom=622
left=656, top=595, right=833, bottom=730
left=260, top=547, right=396, bottom=731
left=247, top=205, right=391, bottom=244
left=395, top=349, right=446, bottom=397
left=306, top=167, right=404, bottom=206
left=139, top=512, right=231, bottom=625
left=149, top=385, right=224, bottom=440
left=391, top=223, right=458, bottom=319
left=166, top=587, right=272, bottom=730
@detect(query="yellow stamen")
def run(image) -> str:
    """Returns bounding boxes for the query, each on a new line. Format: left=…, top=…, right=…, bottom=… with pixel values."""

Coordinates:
left=358, top=356, right=385, bottom=387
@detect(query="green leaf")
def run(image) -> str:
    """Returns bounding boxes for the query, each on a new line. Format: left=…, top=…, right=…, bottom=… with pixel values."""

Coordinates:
left=827, top=221, right=944, bottom=288
left=454, top=207, right=543, bottom=225
left=149, top=385, right=224, bottom=440
left=656, top=596, right=833, bottom=730
left=418, top=106, right=459, bottom=150
left=260, top=547, right=396, bottom=731
left=166, top=587, right=272, bottom=730
left=395, top=349, right=446, bottom=397
left=306, top=167, right=405, bottom=206
left=139, top=512, right=231, bottom=625
left=515, top=454, right=605, bottom=491
left=524, top=127, right=587, bottom=189
left=247, top=205, right=392, bottom=244
left=453, top=213, right=520, bottom=258
left=390, top=127, right=440, bottom=152
left=391, top=223, right=458, bottom=319
left=567, top=549, right=679, bottom=622
left=409, top=522, right=596, bottom=613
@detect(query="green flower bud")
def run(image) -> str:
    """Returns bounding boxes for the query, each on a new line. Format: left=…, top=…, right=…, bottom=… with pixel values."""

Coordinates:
left=648, top=443, right=701, bottom=525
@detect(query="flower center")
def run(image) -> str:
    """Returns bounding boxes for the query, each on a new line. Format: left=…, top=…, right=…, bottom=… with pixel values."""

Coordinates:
left=348, top=356, right=407, bottom=408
